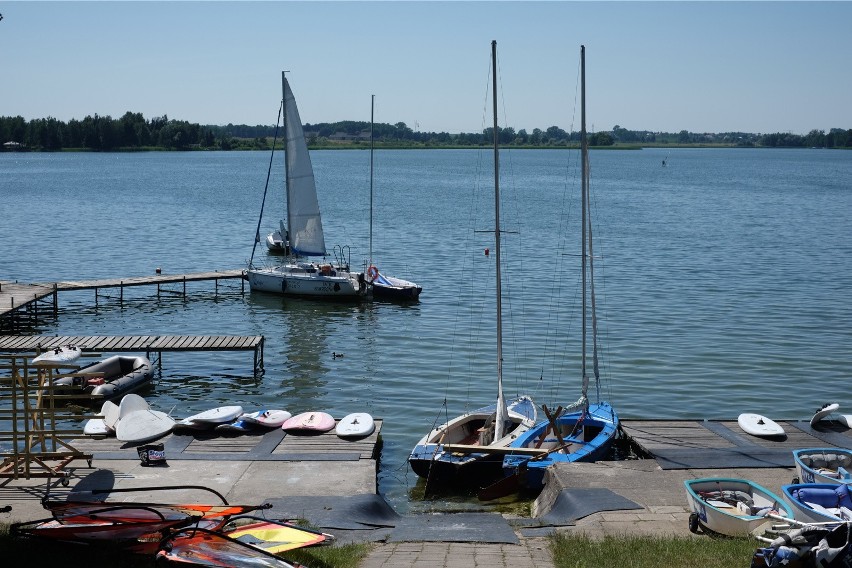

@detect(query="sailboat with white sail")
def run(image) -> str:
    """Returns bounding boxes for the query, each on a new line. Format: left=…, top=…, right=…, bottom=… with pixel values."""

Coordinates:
left=497, top=45, right=619, bottom=494
left=248, top=72, right=367, bottom=299
left=408, top=41, right=537, bottom=487
left=365, top=95, right=422, bottom=301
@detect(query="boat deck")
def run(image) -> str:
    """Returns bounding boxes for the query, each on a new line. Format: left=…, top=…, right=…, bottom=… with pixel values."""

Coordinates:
left=68, top=419, right=383, bottom=463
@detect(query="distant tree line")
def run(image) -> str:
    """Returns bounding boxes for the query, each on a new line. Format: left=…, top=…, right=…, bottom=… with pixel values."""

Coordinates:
left=2, top=113, right=851, bottom=151
left=0, top=112, right=215, bottom=151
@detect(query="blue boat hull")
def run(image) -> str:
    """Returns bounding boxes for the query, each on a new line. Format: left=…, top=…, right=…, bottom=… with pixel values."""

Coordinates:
left=502, top=402, right=619, bottom=491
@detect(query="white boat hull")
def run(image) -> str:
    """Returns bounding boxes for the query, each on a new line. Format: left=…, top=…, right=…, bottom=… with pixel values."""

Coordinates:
left=793, top=448, right=852, bottom=485
left=684, top=477, right=793, bottom=537
left=782, top=483, right=852, bottom=524
left=248, top=264, right=366, bottom=298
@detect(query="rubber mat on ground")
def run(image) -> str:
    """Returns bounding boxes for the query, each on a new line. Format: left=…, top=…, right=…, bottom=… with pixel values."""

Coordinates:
left=388, top=512, right=518, bottom=544
left=513, top=488, right=641, bottom=528
left=264, top=494, right=401, bottom=530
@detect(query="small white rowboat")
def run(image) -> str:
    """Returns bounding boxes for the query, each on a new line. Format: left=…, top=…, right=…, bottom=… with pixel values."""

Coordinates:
left=684, top=477, right=794, bottom=537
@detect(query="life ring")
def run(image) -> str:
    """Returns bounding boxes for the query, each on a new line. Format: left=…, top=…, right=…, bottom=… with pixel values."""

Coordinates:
left=366, top=266, right=379, bottom=282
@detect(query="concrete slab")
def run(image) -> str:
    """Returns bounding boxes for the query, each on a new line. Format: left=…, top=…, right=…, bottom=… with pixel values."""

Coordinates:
left=228, top=460, right=376, bottom=502
left=533, top=460, right=798, bottom=538
left=0, top=458, right=376, bottom=524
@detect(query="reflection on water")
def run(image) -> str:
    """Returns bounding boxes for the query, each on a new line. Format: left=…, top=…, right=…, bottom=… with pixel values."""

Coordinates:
left=3, top=149, right=852, bottom=514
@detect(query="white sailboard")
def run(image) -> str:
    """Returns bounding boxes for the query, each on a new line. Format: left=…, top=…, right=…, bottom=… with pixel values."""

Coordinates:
left=737, top=413, right=784, bottom=437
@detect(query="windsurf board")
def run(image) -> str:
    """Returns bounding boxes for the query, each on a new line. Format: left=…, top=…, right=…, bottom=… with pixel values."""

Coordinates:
left=281, top=411, right=335, bottom=433
left=116, top=409, right=175, bottom=443
left=83, top=418, right=110, bottom=437
left=118, top=394, right=150, bottom=420
left=335, top=412, right=375, bottom=438
left=811, top=403, right=839, bottom=427
left=32, top=344, right=82, bottom=365
left=215, top=414, right=258, bottom=435
left=242, top=409, right=291, bottom=428
left=737, top=413, right=784, bottom=437
left=184, top=405, right=244, bottom=425
left=100, top=400, right=120, bottom=431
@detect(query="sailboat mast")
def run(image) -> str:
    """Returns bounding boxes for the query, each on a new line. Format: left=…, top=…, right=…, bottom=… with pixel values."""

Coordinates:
left=492, top=40, right=507, bottom=440
left=282, top=71, right=291, bottom=251
left=369, top=95, right=375, bottom=266
left=580, top=45, right=589, bottom=392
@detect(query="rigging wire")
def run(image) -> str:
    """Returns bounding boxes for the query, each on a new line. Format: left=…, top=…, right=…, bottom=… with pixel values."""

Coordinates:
left=248, top=101, right=283, bottom=269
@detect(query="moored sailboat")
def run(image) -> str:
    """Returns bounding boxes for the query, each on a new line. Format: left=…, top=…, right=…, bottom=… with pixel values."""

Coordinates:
left=247, top=72, right=366, bottom=300
left=365, top=95, right=422, bottom=301
left=408, top=41, right=536, bottom=488
left=497, top=45, right=619, bottom=494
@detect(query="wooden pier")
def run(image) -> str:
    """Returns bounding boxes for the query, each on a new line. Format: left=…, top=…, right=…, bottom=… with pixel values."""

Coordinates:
left=0, top=270, right=246, bottom=327
left=68, top=419, right=383, bottom=463
left=622, top=418, right=852, bottom=469
left=0, top=334, right=265, bottom=375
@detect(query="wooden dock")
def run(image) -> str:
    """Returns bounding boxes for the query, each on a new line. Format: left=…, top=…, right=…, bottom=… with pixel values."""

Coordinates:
left=622, top=418, right=852, bottom=470
left=0, top=269, right=246, bottom=322
left=0, top=334, right=265, bottom=374
left=68, top=419, right=383, bottom=463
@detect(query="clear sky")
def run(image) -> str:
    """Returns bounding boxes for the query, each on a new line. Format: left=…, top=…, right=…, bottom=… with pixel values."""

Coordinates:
left=2, top=1, right=850, bottom=135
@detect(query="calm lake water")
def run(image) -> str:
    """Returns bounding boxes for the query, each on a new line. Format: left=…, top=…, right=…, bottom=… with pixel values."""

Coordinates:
left=2, top=148, right=851, bottom=512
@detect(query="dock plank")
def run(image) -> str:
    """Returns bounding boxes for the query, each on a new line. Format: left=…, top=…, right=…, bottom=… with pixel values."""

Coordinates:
left=66, top=419, right=382, bottom=463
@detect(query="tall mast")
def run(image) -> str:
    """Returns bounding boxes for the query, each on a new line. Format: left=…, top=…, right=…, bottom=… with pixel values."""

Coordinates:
left=580, top=45, right=589, bottom=399
left=369, top=94, right=375, bottom=266
left=492, top=40, right=507, bottom=441
left=282, top=71, right=291, bottom=249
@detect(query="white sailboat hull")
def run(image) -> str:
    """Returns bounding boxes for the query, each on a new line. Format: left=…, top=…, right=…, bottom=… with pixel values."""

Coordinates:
left=248, top=264, right=366, bottom=298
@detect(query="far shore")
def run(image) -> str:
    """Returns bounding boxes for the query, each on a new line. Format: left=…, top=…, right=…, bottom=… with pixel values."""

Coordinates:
left=3, top=142, right=845, bottom=154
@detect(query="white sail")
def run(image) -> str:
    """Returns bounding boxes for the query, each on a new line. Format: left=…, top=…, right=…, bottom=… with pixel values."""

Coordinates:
left=283, top=77, right=326, bottom=256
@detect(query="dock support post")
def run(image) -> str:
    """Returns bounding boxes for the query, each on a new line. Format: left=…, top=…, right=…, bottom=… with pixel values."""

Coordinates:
left=53, top=283, right=58, bottom=315
left=183, top=276, right=186, bottom=298
left=215, top=278, right=218, bottom=299
left=33, top=294, right=37, bottom=327
left=253, top=337, right=265, bottom=375
left=94, top=287, right=98, bottom=308
left=120, top=281, right=123, bottom=305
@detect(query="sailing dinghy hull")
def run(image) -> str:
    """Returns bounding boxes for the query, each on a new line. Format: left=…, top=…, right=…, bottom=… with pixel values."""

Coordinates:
left=793, top=448, right=852, bottom=485
left=781, top=483, right=852, bottom=524
left=371, top=272, right=422, bottom=300
left=684, top=477, right=793, bottom=536
left=408, top=396, right=538, bottom=486
left=502, top=402, right=619, bottom=491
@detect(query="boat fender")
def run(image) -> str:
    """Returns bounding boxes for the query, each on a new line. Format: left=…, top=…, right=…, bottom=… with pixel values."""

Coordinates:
left=334, top=283, right=341, bottom=292
left=367, top=266, right=378, bottom=282
left=281, top=280, right=287, bottom=292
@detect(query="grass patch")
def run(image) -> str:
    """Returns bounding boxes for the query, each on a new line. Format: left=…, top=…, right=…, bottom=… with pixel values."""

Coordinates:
left=286, top=543, right=372, bottom=568
left=551, top=533, right=758, bottom=568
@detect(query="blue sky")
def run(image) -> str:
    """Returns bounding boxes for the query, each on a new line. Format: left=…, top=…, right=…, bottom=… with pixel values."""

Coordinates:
left=2, top=1, right=850, bottom=135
